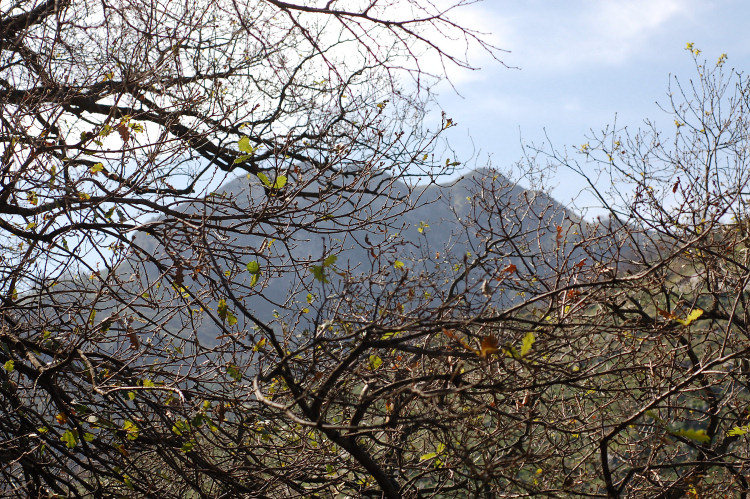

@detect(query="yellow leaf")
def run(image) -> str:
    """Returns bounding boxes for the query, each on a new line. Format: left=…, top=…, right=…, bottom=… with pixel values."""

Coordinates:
left=368, top=355, right=382, bottom=370
left=520, top=332, right=535, bottom=357
left=676, top=308, right=704, bottom=326
left=672, top=428, right=711, bottom=444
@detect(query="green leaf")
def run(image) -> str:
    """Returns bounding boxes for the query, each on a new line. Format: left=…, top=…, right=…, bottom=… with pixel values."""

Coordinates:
left=61, top=430, right=78, bottom=449
left=89, top=163, right=104, bottom=175
left=273, top=175, right=287, bottom=190
left=520, top=332, right=535, bottom=357
left=181, top=440, right=195, bottom=453
left=227, top=364, right=242, bottom=382
left=728, top=426, right=749, bottom=436
left=238, top=136, right=254, bottom=153
left=172, top=419, right=189, bottom=436
left=250, top=274, right=258, bottom=288
left=142, top=379, right=155, bottom=388
left=226, top=310, right=238, bottom=326
left=257, top=172, right=272, bottom=187
left=234, top=154, right=253, bottom=164
left=88, top=309, right=97, bottom=325
left=311, top=265, right=327, bottom=283
left=83, top=432, right=95, bottom=442
left=504, top=346, right=521, bottom=360
left=3, top=360, right=14, bottom=372
left=368, top=355, right=383, bottom=370
left=394, top=260, right=405, bottom=270
left=420, top=452, right=437, bottom=461
left=323, top=254, right=338, bottom=267
left=217, top=298, right=228, bottom=321
left=246, top=261, right=260, bottom=274
left=11, top=288, right=17, bottom=301
left=253, top=337, right=267, bottom=352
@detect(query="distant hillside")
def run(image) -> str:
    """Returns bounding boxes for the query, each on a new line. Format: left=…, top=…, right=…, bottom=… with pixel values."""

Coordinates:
left=130, top=169, right=594, bottom=345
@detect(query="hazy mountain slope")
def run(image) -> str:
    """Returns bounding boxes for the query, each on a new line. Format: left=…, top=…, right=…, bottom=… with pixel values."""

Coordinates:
left=130, top=169, right=583, bottom=345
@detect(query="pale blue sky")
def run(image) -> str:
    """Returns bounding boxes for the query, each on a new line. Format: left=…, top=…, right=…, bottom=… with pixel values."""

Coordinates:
left=431, top=0, right=750, bottom=206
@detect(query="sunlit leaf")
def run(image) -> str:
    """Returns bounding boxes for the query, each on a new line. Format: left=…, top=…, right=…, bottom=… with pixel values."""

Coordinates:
left=257, top=172, right=272, bottom=187
left=3, top=360, right=13, bottom=372
left=672, top=428, right=711, bottom=444
left=253, top=338, right=267, bottom=352
left=246, top=261, right=260, bottom=274
left=368, top=355, right=383, bottom=370
left=520, top=332, right=535, bottom=357
left=234, top=154, right=253, bottom=164
left=274, top=175, right=287, bottom=190
left=676, top=308, right=704, bottom=326
left=238, top=136, right=254, bottom=153
left=728, top=426, right=749, bottom=437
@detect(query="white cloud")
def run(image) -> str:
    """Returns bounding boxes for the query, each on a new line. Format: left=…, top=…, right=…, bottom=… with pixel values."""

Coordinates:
left=500, top=0, right=704, bottom=71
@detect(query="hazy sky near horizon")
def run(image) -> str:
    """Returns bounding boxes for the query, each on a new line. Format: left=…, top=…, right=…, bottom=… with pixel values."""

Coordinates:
left=429, top=0, right=750, bottom=206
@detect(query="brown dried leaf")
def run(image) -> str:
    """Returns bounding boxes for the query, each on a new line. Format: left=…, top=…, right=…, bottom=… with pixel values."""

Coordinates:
left=479, top=335, right=502, bottom=358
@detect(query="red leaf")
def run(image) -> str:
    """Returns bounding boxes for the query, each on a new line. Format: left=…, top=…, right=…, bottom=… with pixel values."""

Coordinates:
left=656, top=308, right=677, bottom=320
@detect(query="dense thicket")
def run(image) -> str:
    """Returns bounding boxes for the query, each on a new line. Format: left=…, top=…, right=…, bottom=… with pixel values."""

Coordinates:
left=3, top=1, right=750, bottom=496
